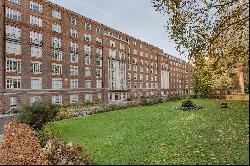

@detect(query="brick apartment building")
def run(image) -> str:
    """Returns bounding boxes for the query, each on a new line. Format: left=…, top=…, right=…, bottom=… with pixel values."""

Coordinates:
left=0, top=0, right=193, bottom=112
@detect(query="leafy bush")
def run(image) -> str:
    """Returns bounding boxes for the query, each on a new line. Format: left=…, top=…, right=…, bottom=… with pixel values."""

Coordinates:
left=221, top=103, right=228, bottom=108
left=37, top=127, right=93, bottom=165
left=17, top=101, right=60, bottom=130
left=182, top=100, right=195, bottom=108
left=175, top=100, right=204, bottom=111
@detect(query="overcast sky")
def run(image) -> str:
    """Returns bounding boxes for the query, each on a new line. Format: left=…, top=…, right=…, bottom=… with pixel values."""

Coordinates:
left=49, top=0, right=187, bottom=60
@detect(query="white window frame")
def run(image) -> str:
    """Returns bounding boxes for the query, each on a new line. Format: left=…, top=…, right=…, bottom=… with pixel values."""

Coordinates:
left=6, top=41, right=21, bottom=55
left=70, top=79, right=78, bottom=89
left=70, top=66, right=78, bottom=76
left=52, top=10, right=61, bottom=19
left=5, top=7, right=21, bottom=21
left=30, top=1, right=43, bottom=13
left=70, top=94, right=78, bottom=104
left=6, top=76, right=21, bottom=89
left=6, top=58, right=21, bottom=72
left=52, top=78, right=62, bottom=89
left=85, top=68, right=91, bottom=77
left=6, top=25, right=21, bottom=40
left=30, top=96, right=42, bottom=104
left=52, top=64, right=62, bottom=75
left=52, top=50, right=62, bottom=61
left=52, top=23, right=61, bottom=33
left=8, top=0, right=21, bottom=5
left=31, top=77, right=42, bottom=90
left=31, top=61, right=42, bottom=74
left=31, top=46, right=42, bottom=58
left=70, top=53, right=78, bottom=63
left=10, top=97, right=18, bottom=108
left=30, top=15, right=43, bottom=27
left=52, top=95, right=62, bottom=105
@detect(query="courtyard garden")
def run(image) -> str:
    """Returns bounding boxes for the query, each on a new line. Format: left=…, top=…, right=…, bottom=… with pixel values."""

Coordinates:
left=46, top=99, right=249, bottom=165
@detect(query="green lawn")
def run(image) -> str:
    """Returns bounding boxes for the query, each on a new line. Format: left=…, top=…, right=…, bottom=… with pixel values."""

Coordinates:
left=47, top=99, right=249, bottom=165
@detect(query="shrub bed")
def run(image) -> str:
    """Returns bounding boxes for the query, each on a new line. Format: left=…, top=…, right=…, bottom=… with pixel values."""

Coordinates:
left=175, top=100, right=204, bottom=111
left=55, top=95, right=184, bottom=120
left=37, top=128, right=93, bottom=165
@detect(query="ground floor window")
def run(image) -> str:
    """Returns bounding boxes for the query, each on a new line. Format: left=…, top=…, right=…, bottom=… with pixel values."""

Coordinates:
left=52, top=95, right=62, bottom=105
left=10, top=97, right=17, bottom=108
left=30, top=96, right=42, bottom=104
left=70, top=94, right=78, bottom=104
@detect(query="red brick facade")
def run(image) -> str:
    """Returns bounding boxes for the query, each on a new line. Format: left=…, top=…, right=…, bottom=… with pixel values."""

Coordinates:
left=0, top=0, right=193, bottom=113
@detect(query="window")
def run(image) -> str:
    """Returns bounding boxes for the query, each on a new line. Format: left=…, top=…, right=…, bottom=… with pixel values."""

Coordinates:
left=85, top=81, right=91, bottom=89
left=30, top=15, right=42, bottom=27
left=96, top=80, right=102, bottom=89
left=140, top=74, right=143, bottom=81
left=120, top=43, right=125, bottom=50
left=31, top=77, right=42, bottom=89
left=52, top=23, right=61, bottom=33
left=70, top=94, right=78, bottom=104
left=70, top=79, right=78, bottom=89
left=8, top=0, right=21, bottom=5
left=84, top=45, right=91, bottom=55
left=31, top=46, right=42, bottom=57
left=6, top=76, right=21, bottom=89
left=140, top=51, right=143, bottom=57
left=98, top=93, right=102, bottom=100
left=6, top=25, right=21, bottom=40
left=96, top=69, right=102, bottom=78
left=85, top=23, right=91, bottom=30
left=52, top=37, right=61, bottom=49
left=96, top=28, right=101, bottom=34
left=31, top=61, right=42, bottom=73
left=70, top=29, right=78, bottom=38
left=109, top=49, right=116, bottom=59
left=96, top=58, right=102, bottom=67
left=70, top=66, right=78, bottom=76
left=30, top=96, right=42, bottom=104
left=70, top=42, right=78, bottom=52
left=84, top=34, right=92, bottom=41
left=133, top=41, right=136, bottom=46
left=70, top=17, right=76, bottom=25
left=70, top=53, right=78, bottom=63
left=52, top=64, right=62, bottom=75
left=52, top=10, right=61, bottom=19
left=96, top=37, right=102, bottom=45
left=110, top=40, right=115, bottom=47
left=96, top=48, right=102, bottom=57
left=85, top=68, right=91, bottom=77
left=133, top=49, right=137, bottom=55
left=52, top=79, right=62, bottom=89
left=85, top=94, right=92, bottom=102
left=85, top=57, right=91, bottom=65
left=52, top=50, right=62, bottom=61
left=30, top=1, right=42, bottom=13
left=52, top=95, right=62, bottom=104
left=6, top=41, right=21, bottom=56
left=6, top=7, right=21, bottom=21
left=30, top=31, right=42, bottom=45
left=6, top=59, right=21, bottom=72
left=10, top=97, right=17, bottom=108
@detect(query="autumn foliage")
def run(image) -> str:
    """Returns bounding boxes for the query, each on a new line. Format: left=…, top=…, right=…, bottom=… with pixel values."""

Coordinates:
left=0, top=120, right=50, bottom=165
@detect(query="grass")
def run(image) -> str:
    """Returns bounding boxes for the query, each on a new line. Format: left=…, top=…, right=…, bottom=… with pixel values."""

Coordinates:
left=47, top=99, right=249, bottom=165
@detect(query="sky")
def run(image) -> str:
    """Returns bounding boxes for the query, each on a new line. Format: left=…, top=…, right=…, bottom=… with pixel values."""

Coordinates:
left=49, top=0, right=187, bottom=60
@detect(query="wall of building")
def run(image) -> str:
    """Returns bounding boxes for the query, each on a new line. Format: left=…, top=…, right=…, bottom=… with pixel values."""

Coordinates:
left=0, top=0, right=193, bottom=112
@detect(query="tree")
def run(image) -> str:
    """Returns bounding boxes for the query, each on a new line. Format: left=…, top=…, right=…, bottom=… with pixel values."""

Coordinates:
left=152, top=0, right=249, bottom=93
left=192, top=54, right=213, bottom=97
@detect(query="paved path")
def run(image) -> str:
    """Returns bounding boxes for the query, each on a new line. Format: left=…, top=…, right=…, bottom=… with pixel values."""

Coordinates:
left=0, top=114, right=17, bottom=141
